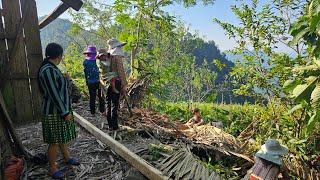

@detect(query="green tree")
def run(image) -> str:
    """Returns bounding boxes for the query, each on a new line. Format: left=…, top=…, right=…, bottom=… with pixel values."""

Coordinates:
left=67, top=0, right=219, bottom=103
left=214, top=0, right=306, bottom=103
left=284, top=0, right=320, bottom=136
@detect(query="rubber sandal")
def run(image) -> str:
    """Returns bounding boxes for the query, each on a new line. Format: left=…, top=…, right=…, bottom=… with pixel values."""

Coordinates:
left=66, top=158, right=80, bottom=166
left=51, top=170, right=64, bottom=179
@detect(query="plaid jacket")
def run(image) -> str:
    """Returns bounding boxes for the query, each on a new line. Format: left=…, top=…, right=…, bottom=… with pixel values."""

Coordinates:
left=99, top=56, right=127, bottom=89
left=38, top=60, right=71, bottom=117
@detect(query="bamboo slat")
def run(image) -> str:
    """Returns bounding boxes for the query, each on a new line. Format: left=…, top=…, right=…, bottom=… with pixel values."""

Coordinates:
left=21, top=0, right=43, bottom=123
left=0, top=0, right=11, bottom=117
left=0, top=7, right=7, bottom=80
left=2, top=0, right=33, bottom=125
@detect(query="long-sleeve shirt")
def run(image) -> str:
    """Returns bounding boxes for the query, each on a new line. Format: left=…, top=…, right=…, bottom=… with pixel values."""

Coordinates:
left=38, top=60, right=71, bottom=117
left=97, top=60, right=118, bottom=83
left=244, top=157, right=289, bottom=180
left=83, top=59, right=100, bottom=84
left=110, top=56, right=127, bottom=89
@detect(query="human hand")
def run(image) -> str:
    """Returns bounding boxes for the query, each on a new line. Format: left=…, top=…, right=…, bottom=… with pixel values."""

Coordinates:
left=64, top=113, right=73, bottom=121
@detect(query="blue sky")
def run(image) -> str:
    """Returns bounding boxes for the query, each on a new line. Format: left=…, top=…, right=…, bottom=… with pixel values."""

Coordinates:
left=35, top=0, right=269, bottom=51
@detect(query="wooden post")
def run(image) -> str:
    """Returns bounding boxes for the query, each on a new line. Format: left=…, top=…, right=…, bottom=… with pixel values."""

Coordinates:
left=61, top=0, right=83, bottom=11
left=0, top=0, right=13, bottom=119
left=21, top=0, right=43, bottom=122
left=39, top=0, right=83, bottom=29
left=0, top=91, right=30, bottom=158
left=0, top=5, right=7, bottom=80
left=2, top=0, right=33, bottom=125
left=39, top=2, right=70, bottom=29
left=73, top=112, right=168, bottom=180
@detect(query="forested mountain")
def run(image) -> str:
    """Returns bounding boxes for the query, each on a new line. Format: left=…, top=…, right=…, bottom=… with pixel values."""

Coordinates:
left=40, top=17, right=73, bottom=51
left=181, top=33, right=233, bottom=83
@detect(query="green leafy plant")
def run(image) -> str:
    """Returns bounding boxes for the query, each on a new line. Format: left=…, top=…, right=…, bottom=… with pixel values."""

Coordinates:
left=284, top=0, right=320, bottom=136
left=62, top=44, right=89, bottom=97
left=149, top=143, right=167, bottom=160
left=214, top=0, right=305, bottom=103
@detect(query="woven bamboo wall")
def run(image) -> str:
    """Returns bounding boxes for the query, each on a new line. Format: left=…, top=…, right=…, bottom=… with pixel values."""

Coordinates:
left=0, top=0, right=43, bottom=126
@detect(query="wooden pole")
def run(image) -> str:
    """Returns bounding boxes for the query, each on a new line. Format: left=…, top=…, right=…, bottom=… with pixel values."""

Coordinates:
left=39, top=2, right=70, bottom=29
left=61, top=0, right=83, bottom=11
left=73, top=112, right=168, bottom=180
left=0, top=91, right=31, bottom=158
left=39, top=0, right=83, bottom=29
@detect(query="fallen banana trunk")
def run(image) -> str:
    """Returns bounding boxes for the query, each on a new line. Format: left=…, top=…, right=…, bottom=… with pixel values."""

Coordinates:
left=158, top=147, right=221, bottom=180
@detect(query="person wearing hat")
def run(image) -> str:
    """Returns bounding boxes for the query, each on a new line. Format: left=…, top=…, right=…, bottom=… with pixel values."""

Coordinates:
left=244, top=139, right=290, bottom=180
left=83, top=45, right=105, bottom=116
left=96, top=49, right=119, bottom=94
left=101, top=38, right=128, bottom=130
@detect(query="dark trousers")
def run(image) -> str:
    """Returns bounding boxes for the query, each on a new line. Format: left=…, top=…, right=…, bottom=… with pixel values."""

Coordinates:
left=87, top=82, right=105, bottom=114
left=106, top=79, right=121, bottom=130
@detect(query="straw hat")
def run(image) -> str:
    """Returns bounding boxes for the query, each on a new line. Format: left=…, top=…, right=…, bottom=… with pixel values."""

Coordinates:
left=107, top=38, right=126, bottom=56
left=255, top=139, right=288, bottom=165
left=83, top=45, right=97, bottom=54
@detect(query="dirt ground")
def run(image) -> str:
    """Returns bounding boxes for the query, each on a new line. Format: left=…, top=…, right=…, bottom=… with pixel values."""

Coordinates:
left=16, top=101, right=152, bottom=180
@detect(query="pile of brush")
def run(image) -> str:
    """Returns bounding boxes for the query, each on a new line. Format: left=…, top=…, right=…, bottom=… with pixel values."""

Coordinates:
left=182, top=125, right=241, bottom=151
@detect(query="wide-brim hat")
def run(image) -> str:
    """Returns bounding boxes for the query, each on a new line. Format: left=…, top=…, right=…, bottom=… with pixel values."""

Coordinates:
left=108, top=47, right=125, bottom=56
left=83, top=45, right=97, bottom=54
left=107, top=38, right=126, bottom=56
left=107, top=38, right=127, bottom=49
left=255, top=139, right=288, bottom=165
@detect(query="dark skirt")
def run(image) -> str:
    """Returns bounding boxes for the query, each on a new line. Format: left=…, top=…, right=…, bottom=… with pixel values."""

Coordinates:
left=42, top=113, right=76, bottom=144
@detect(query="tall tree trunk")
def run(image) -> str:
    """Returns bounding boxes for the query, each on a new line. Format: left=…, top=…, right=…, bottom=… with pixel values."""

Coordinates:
left=130, top=13, right=142, bottom=78
left=130, top=48, right=138, bottom=77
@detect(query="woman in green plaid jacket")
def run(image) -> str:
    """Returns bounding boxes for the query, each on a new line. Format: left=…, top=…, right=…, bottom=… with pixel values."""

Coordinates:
left=38, top=43, right=80, bottom=179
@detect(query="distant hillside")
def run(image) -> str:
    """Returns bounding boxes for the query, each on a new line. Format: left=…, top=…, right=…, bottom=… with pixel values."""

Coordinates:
left=39, top=17, right=73, bottom=51
left=181, top=34, right=234, bottom=84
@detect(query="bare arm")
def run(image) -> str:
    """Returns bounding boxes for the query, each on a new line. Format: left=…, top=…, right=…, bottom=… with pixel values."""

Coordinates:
left=185, top=118, right=195, bottom=126
left=195, top=119, right=204, bottom=126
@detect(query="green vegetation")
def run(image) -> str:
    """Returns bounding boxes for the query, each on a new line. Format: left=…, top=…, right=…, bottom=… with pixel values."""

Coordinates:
left=214, top=0, right=305, bottom=102
left=40, top=0, right=320, bottom=177
left=148, top=143, right=169, bottom=161
left=284, top=0, right=320, bottom=136
left=152, top=100, right=320, bottom=169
